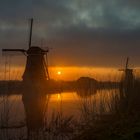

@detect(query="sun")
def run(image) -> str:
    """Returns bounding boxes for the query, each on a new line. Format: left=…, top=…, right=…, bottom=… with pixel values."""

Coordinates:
left=57, top=71, right=61, bottom=75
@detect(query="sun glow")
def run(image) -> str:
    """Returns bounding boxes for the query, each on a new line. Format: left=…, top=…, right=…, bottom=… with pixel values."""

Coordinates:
left=57, top=71, right=61, bottom=75
left=0, top=65, right=121, bottom=81
left=48, top=66, right=121, bottom=81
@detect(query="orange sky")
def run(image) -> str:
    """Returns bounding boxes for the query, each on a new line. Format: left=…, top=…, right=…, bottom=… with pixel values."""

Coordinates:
left=0, top=55, right=139, bottom=81
left=49, top=66, right=122, bottom=81
left=0, top=54, right=124, bottom=81
left=0, top=65, right=123, bottom=81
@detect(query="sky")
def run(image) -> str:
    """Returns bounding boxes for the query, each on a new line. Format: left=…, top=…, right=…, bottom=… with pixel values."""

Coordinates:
left=0, top=0, right=140, bottom=80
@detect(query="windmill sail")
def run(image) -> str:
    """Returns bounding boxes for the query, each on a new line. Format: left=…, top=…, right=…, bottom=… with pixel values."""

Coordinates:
left=29, top=18, right=33, bottom=48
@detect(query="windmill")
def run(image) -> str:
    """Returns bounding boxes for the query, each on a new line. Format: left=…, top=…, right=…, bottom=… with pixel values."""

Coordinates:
left=119, top=57, right=134, bottom=90
left=2, top=19, right=50, bottom=135
left=2, top=18, right=50, bottom=84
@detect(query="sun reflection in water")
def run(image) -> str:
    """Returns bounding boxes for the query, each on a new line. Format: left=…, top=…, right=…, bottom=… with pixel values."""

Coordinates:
left=57, top=94, right=61, bottom=101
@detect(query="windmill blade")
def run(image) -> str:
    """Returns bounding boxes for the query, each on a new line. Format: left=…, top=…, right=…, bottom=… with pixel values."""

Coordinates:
left=41, top=46, right=52, bottom=53
left=45, top=51, right=50, bottom=80
left=28, top=18, right=33, bottom=48
left=119, top=68, right=133, bottom=71
left=43, top=49, right=49, bottom=53
left=2, top=49, right=27, bottom=56
left=118, top=69, right=125, bottom=71
left=133, top=68, right=140, bottom=70
left=2, top=49, right=26, bottom=52
left=119, top=57, right=130, bottom=72
left=125, top=57, right=129, bottom=70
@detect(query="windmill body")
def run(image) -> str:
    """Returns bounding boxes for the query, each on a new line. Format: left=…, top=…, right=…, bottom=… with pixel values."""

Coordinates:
left=2, top=46, right=49, bottom=89
left=120, top=58, right=134, bottom=84
left=23, top=46, right=49, bottom=82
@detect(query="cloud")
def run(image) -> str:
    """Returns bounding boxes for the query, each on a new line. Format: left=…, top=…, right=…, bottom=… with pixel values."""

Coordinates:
left=0, top=0, right=140, bottom=67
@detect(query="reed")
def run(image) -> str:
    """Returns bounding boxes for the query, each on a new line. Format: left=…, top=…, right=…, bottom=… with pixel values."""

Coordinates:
left=73, top=79, right=140, bottom=140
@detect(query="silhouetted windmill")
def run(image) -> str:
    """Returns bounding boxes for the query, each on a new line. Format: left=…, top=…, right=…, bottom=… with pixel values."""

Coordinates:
left=119, top=57, right=134, bottom=90
left=2, top=18, right=50, bottom=84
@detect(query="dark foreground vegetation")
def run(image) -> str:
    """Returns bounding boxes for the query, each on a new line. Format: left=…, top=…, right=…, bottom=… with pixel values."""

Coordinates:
left=72, top=79, right=140, bottom=140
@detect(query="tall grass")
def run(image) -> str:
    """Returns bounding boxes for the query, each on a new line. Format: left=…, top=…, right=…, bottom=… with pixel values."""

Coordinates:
left=73, top=79, right=140, bottom=140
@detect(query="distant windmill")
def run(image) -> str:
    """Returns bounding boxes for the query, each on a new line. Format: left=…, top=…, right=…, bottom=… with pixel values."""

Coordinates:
left=2, top=18, right=50, bottom=84
left=119, top=57, right=134, bottom=89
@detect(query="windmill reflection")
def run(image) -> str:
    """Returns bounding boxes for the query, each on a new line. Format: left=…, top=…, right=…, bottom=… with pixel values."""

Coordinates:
left=22, top=87, right=47, bottom=132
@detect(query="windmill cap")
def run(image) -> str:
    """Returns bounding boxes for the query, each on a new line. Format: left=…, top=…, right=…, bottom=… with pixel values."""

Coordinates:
left=27, top=46, right=48, bottom=54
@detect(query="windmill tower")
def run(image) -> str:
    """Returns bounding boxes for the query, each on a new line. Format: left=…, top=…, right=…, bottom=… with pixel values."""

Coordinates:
left=2, top=18, right=50, bottom=86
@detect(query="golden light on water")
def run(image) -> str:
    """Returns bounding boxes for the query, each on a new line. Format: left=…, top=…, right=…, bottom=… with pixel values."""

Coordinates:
left=50, top=92, right=78, bottom=101
left=57, top=94, right=61, bottom=101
